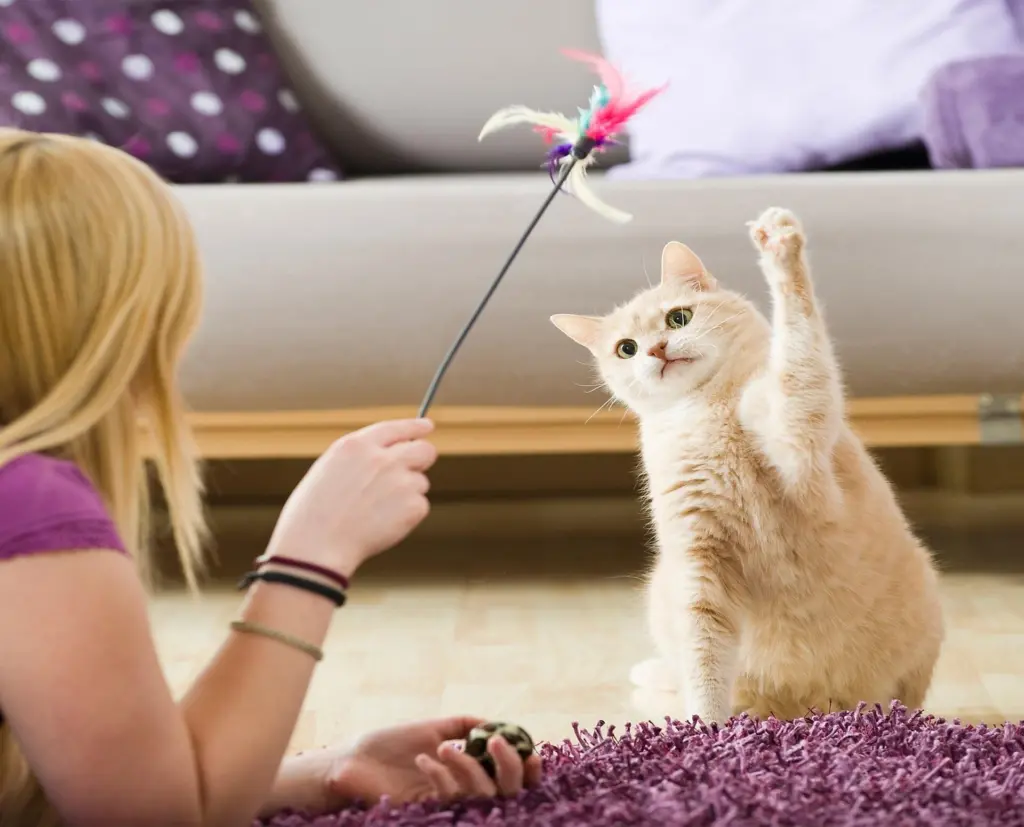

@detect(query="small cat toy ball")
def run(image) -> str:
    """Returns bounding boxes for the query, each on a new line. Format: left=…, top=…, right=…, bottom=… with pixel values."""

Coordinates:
left=416, top=50, right=665, bottom=417
left=464, top=721, right=536, bottom=779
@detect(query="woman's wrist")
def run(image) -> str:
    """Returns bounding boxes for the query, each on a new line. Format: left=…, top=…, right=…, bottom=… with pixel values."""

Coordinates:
left=321, top=548, right=360, bottom=584
left=260, top=749, right=349, bottom=819
left=266, top=540, right=364, bottom=584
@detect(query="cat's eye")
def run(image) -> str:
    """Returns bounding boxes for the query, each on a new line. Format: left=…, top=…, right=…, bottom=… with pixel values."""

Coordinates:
left=615, top=339, right=638, bottom=359
left=666, top=308, right=694, bottom=329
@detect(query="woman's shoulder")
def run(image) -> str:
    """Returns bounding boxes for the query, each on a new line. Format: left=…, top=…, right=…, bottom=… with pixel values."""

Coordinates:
left=0, top=453, right=127, bottom=561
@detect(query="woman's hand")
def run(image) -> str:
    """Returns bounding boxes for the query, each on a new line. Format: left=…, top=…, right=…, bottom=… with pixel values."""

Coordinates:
left=263, top=717, right=543, bottom=817
left=266, top=418, right=437, bottom=578
left=330, top=716, right=543, bottom=805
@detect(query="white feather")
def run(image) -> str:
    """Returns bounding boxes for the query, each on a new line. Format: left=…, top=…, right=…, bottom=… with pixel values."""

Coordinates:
left=479, top=105, right=631, bottom=224
left=478, top=106, right=578, bottom=143
left=567, top=160, right=633, bottom=224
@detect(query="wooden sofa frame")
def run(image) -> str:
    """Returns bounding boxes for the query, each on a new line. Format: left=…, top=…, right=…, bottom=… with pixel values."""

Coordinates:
left=177, top=395, right=1022, bottom=460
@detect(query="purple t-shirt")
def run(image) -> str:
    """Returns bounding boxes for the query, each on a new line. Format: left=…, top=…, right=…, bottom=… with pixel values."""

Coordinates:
left=0, top=453, right=127, bottom=560
left=0, top=454, right=126, bottom=724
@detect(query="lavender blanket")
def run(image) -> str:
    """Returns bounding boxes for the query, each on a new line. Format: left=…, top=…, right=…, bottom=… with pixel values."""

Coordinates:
left=261, top=704, right=1024, bottom=826
left=921, top=54, right=1024, bottom=169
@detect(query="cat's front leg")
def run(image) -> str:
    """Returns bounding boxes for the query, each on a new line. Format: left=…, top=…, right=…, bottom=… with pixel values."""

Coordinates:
left=676, top=598, right=738, bottom=724
left=741, top=208, right=844, bottom=497
left=646, top=557, right=738, bottom=723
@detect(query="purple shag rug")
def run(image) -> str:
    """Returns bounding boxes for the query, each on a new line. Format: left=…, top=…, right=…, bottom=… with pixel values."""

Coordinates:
left=262, top=704, right=1024, bottom=826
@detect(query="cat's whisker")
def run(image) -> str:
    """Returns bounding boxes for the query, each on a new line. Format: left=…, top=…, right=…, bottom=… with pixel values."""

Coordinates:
left=642, top=256, right=654, bottom=288
left=691, top=302, right=735, bottom=336
left=690, top=347, right=712, bottom=362
left=603, top=572, right=649, bottom=586
left=688, top=312, right=744, bottom=345
left=626, top=377, right=648, bottom=399
left=708, top=310, right=744, bottom=329
left=678, top=303, right=728, bottom=349
left=585, top=395, right=619, bottom=424
left=686, top=299, right=728, bottom=339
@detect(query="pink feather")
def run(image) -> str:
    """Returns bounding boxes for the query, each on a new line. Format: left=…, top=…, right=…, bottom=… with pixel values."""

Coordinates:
left=560, top=48, right=666, bottom=144
left=533, top=125, right=562, bottom=144
left=587, top=86, right=665, bottom=141
left=560, top=48, right=625, bottom=106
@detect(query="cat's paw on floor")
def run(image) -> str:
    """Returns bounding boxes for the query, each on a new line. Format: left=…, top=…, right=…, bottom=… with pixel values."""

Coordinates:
left=747, top=206, right=804, bottom=260
left=629, top=658, right=678, bottom=692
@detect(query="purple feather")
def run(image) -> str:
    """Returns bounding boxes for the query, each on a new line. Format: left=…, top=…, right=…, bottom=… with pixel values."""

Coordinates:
left=545, top=143, right=574, bottom=180
left=544, top=137, right=617, bottom=183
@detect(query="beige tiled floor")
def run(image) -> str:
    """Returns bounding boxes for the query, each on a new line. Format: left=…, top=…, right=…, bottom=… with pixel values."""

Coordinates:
left=150, top=540, right=1024, bottom=754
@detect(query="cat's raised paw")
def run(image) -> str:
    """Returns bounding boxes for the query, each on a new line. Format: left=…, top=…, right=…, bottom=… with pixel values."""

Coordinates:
left=747, top=207, right=804, bottom=261
left=629, top=658, right=678, bottom=692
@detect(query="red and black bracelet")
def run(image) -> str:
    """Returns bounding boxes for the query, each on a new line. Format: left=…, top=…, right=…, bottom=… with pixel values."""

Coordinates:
left=253, top=554, right=350, bottom=591
left=238, top=569, right=346, bottom=608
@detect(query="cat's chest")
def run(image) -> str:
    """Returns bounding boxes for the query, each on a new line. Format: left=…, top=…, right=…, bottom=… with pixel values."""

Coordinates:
left=639, top=414, right=769, bottom=524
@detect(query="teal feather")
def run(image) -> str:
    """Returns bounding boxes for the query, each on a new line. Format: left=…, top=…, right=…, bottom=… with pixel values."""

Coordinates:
left=576, top=85, right=610, bottom=133
left=577, top=106, right=591, bottom=132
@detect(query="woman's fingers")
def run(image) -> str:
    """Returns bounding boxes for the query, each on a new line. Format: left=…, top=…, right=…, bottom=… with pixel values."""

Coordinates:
left=489, top=737, right=525, bottom=796
left=436, top=741, right=497, bottom=798
left=391, top=438, right=438, bottom=471
left=417, top=723, right=543, bottom=803
left=361, top=418, right=434, bottom=447
left=412, top=472, right=430, bottom=496
left=415, top=753, right=459, bottom=800
left=523, top=754, right=543, bottom=788
left=433, top=716, right=487, bottom=740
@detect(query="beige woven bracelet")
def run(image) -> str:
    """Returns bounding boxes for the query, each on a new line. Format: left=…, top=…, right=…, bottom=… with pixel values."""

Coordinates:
left=230, top=620, right=324, bottom=662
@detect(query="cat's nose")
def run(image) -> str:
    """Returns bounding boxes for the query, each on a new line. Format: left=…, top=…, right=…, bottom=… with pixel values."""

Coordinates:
left=647, top=341, right=668, bottom=360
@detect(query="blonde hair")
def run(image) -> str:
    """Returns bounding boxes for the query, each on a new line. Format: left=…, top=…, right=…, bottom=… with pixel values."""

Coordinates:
left=0, top=129, right=208, bottom=824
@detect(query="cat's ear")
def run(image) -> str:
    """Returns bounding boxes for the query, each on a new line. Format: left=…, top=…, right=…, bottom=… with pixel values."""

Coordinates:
left=550, top=314, right=603, bottom=349
left=661, top=241, right=717, bottom=291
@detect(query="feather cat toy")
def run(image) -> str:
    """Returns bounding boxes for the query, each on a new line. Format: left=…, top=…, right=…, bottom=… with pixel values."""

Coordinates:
left=416, top=49, right=664, bottom=416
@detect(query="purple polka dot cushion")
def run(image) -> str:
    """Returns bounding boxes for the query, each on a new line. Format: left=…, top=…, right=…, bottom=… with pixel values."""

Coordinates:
left=0, top=0, right=342, bottom=183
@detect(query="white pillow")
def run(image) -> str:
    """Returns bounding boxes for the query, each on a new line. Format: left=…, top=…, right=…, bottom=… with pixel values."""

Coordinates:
left=596, top=0, right=1024, bottom=179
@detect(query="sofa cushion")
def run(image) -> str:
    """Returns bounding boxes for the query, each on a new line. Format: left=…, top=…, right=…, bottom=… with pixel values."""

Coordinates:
left=173, top=170, right=1024, bottom=412
left=0, top=0, right=342, bottom=183
left=255, top=0, right=626, bottom=175
left=597, top=0, right=1024, bottom=179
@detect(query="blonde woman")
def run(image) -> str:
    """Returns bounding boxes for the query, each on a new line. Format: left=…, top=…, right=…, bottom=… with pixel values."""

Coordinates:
left=0, top=129, right=540, bottom=827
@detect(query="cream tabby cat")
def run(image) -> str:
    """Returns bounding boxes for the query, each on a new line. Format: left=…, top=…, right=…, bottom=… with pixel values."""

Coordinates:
left=551, top=207, right=944, bottom=723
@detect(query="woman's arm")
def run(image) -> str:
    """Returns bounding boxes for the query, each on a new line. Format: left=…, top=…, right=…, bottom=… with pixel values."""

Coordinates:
left=180, top=576, right=340, bottom=825
left=0, top=419, right=435, bottom=827
left=0, top=550, right=337, bottom=827
left=258, top=750, right=335, bottom=818
left=0, top=551, right=204, bottom=826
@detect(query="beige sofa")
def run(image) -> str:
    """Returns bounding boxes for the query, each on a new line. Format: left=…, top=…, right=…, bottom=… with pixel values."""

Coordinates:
left=170, top=0, right=1024, bottom=460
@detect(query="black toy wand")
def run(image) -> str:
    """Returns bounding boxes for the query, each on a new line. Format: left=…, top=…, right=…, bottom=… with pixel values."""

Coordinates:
left=414, top=49, right=663, bottom=418
left=409, top=48, right=664, bottom=777
left=416, top=148, right=585, bottom=418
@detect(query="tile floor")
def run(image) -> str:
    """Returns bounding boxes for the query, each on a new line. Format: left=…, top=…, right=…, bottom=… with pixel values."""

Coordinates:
left=149, top=494, right=1024, bottom=753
